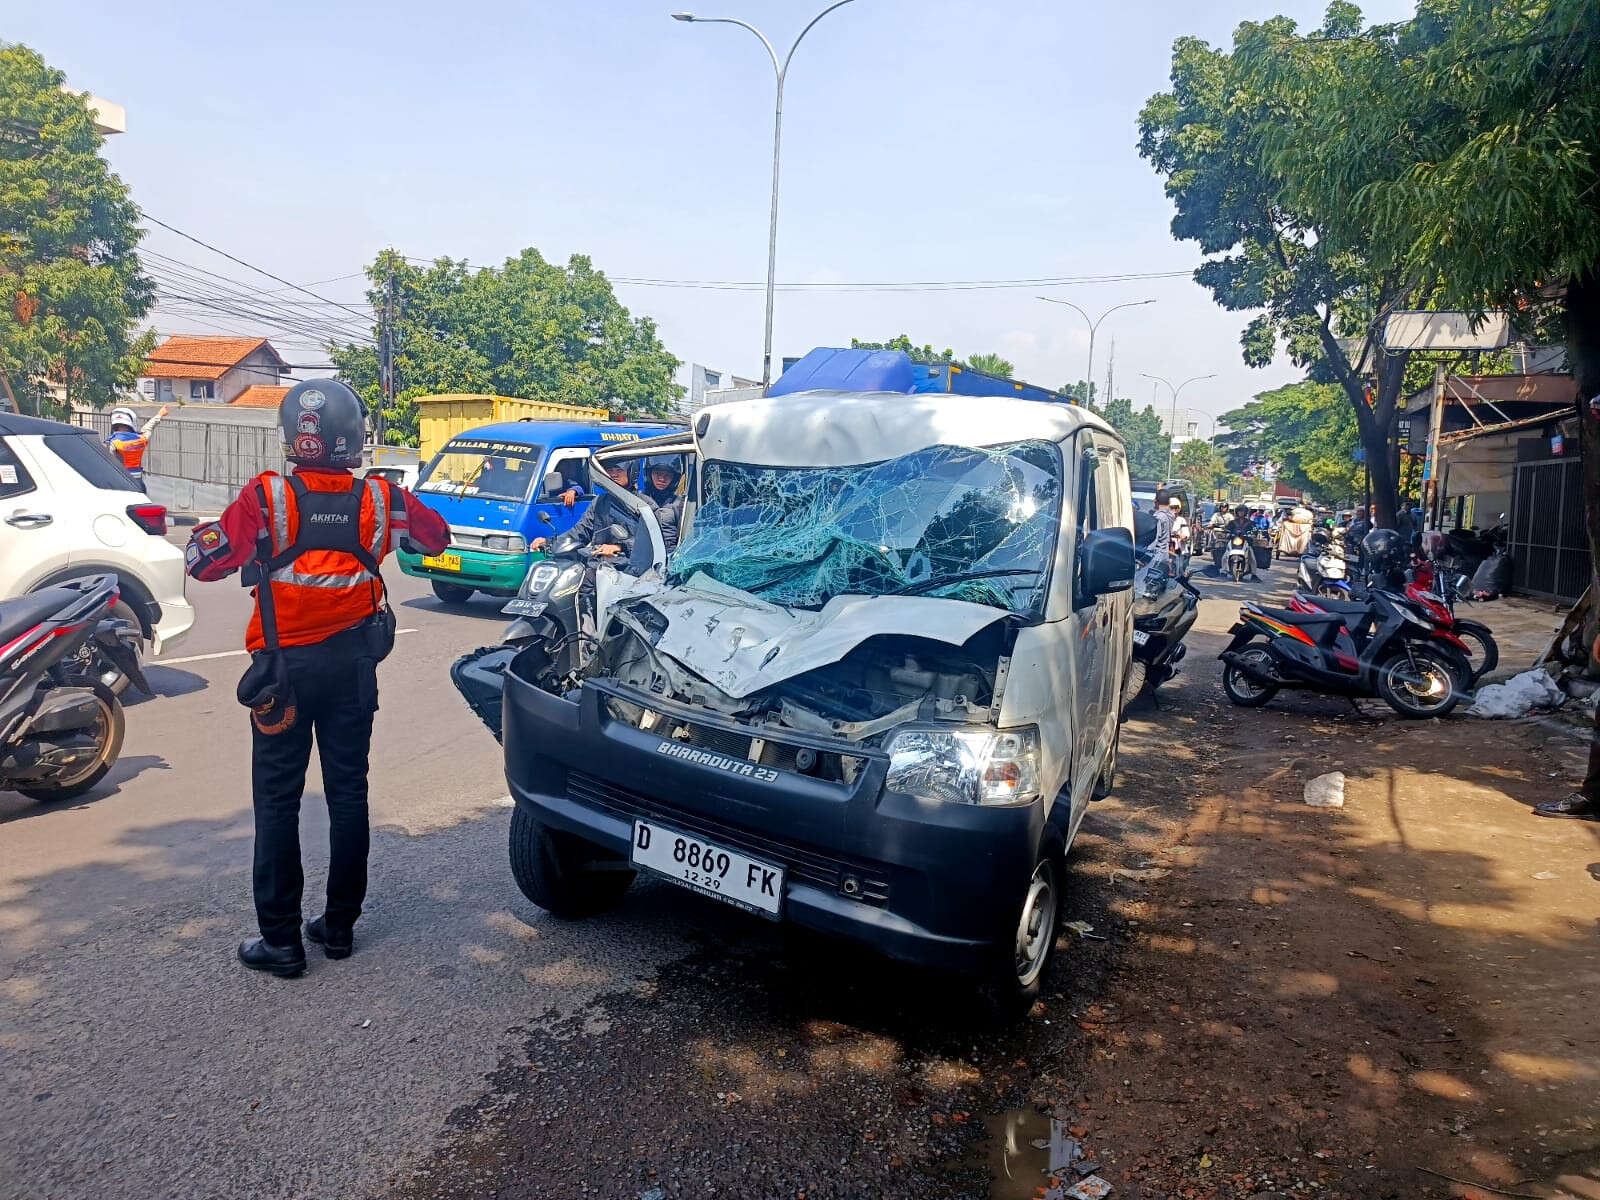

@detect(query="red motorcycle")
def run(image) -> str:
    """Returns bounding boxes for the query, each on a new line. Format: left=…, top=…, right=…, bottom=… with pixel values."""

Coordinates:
left=1406, top=560, right=1498, bottom=682
left=1287, top=588, right=1485, bottom=682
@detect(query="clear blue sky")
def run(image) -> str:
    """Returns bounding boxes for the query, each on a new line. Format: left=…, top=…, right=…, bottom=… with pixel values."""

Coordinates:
left=17, top=0, right=1413, bottom=423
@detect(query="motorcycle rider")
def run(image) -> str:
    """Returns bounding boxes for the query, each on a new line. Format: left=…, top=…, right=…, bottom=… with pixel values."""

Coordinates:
left=640, top=455, right=685, bottom=553
left=104, top=404, right=169, bottom=489
left=1226, top=506, right=1261, bottom=581
left=530, top=458, right=638, bottom=560
left=184, top=380, right=450, bottom=978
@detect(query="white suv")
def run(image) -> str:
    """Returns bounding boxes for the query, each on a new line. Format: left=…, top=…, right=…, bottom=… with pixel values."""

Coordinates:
left=0, top=412, right=194, bottom=676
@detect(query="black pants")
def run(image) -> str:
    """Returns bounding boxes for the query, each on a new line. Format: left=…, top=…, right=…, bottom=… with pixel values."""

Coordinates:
left=250, top=629, right=379, bottom=945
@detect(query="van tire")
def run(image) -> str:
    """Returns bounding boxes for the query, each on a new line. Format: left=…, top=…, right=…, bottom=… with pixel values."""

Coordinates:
left=509, top=804, right=635, bottom=918
left=982, top=848, right=1062, bottom=1022
left=432, top=581, right=474, bottom=604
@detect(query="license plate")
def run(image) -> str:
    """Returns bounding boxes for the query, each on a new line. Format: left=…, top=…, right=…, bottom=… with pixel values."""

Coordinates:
left=1131, top=629, right=1150, bottom=646
left=630, top=820, right=784, bottom=918
left=502, top=598, right=546, bottom=618
left=422, top=552, right=462, bottom=572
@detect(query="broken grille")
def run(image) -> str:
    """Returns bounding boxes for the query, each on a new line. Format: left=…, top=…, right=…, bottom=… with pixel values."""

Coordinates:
left=604, top=695, right=867, bottom=786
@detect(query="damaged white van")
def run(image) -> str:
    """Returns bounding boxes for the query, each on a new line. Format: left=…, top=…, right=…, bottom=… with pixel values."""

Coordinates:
left=483, top=381, right=1135, bottom=1010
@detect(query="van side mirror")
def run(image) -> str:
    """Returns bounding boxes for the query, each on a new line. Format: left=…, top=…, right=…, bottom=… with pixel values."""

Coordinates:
left=543, top=471, right=568, bottom=499
left=1079, top=527, right=1136, bottom=603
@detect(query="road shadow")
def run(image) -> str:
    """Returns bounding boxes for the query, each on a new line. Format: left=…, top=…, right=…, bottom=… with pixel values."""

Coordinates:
left=399, top=595, right=514, bottom=623
left=124, top=664, right=211, bottom=704
left=0, top=753, right=170, bottom=826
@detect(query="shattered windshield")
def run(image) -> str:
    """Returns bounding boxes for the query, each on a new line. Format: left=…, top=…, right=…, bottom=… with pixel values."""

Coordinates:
left=669, top=440, right=1062, bottom=615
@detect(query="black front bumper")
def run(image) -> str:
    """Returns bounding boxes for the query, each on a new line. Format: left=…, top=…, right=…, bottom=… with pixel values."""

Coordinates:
left=501, top=665, right=1042, bottom=973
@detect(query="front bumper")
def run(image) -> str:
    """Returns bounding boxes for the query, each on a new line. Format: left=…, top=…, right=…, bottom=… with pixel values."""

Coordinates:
left=398, top=546, right=531, bottom=593
left=501, top=665, right=1042, bottom=972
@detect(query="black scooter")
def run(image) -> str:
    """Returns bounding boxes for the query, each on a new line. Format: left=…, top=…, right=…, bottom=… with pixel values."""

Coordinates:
left=0, top=575, right=147, bottom=800
left=1124, top=553, right=1200, bottom=712
left=1219, top=587, right=1468, bottom=719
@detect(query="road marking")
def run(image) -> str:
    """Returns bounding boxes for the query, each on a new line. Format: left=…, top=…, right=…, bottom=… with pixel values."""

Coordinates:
left=157, top=628, right=420, bottom=666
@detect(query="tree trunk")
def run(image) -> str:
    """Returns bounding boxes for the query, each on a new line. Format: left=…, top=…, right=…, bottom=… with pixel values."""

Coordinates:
left=1567, top=268, right=1600, bottom=635
left=1364, top=426, right=1399, bottom=528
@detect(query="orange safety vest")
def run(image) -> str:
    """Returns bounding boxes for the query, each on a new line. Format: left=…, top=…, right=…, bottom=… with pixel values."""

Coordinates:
left=109, top=435, right=148, bottom=472
left=246, top=472, right=393, bottom=652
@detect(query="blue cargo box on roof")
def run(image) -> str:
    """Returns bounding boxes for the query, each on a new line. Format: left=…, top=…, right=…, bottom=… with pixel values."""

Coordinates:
left=768, top=347, right=1070, bottom=404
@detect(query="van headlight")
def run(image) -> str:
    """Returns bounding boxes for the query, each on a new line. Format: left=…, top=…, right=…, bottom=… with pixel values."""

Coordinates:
left=519, top=563, right=559, bottom=598
left=485, top=534, right=529, bottom=553
left=883, top=726, right=1041, bottom=806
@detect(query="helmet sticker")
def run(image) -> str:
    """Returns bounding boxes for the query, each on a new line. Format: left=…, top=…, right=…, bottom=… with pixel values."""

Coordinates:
left=293, top=433, right=325, bottom=460
left=332, top=435, right=349, bottom=454
left=296, top=412, right=322, bottom=435
left=298, top=389, right=326, bottom=409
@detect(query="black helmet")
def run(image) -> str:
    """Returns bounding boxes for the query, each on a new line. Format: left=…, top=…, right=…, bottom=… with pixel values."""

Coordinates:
left=279, top=379, right=365, bottom=468
left=643, top=455, right=682, bottom=488
left=1362, top=527, right=1404, bottom=563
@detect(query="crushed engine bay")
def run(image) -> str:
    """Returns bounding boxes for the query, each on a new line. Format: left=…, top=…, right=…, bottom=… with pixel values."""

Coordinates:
left=577, top=592, right=1015, bottom=747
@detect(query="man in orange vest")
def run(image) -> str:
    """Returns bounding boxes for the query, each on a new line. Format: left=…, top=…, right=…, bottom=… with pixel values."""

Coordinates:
left=185, top=380, right=449, bottom=977
left=105, top=404, right=169, bottom=489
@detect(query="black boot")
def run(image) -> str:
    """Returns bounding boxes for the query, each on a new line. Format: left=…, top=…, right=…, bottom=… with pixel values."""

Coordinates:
left=1533, top=793, right=1600, bottom=821
left=305, top=916, right=354, bottom=959
left=238, top=936, right=307, bottom=978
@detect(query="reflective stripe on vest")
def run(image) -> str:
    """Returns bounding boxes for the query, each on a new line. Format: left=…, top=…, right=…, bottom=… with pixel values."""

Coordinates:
left=247, top=473, right=391, bottom=650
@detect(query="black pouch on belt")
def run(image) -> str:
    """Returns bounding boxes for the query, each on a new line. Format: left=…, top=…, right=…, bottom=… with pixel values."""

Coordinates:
left=237, top=649, right=298, bottom=735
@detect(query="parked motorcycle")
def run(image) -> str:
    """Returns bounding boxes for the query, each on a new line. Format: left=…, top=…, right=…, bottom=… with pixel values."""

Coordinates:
left=1286, top=589, right=1479, bottom=685
left=0, top=575, right=143, bottom=801
left=1123, top=554, right=1200, bottom=711
left=1296, top=530, right=1350, bottom=599
left=1219, top=588, right=1469, bottom=719
left=1402, top=572, right=1498, bottom=682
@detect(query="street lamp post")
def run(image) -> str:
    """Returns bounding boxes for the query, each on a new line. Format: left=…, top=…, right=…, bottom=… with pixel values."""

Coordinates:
left=1037, top=297, right=1155, bottom=406
left=674, top=2, right=858, bottom=388
left=1140, top=371, right=1216, bottom=479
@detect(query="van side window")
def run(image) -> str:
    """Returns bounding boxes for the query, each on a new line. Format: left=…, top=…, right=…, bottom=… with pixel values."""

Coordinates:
left=0, top=437, right=36, bottom=500
left=1092, top=438, right=1129, bottom=532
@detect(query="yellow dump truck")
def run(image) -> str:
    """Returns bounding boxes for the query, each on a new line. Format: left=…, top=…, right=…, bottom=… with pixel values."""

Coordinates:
left=415, top=393, right=609, bottom=461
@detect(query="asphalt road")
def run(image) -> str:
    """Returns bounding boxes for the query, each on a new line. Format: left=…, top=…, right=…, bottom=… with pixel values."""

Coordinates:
left=0, top=548, right=1290, bottom=1200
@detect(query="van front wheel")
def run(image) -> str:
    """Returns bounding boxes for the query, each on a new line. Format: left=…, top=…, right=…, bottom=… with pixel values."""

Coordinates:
left=984, top=851, right=1061, bottom=1020
left=509, top=804, right=635, bottom=918
left=432, top=581, right=474, bottom=604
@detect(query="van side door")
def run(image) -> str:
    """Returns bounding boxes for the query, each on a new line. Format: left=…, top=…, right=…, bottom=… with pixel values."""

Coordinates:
left=1091, top=433, right=1133, bottom=739
left=533, top=446, right=595, bottom=538
left=1066, top=432, right=1109, bottom=810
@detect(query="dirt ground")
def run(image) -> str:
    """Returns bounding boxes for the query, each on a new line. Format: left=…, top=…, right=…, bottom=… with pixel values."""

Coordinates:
left=393, top=580, right=1600, bottom=1200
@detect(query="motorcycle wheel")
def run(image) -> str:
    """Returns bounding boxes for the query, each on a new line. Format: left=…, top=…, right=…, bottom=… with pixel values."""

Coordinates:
left=1317, top=584, right=1347, bottom=599
left=1222, top=646, right=1278, bottom=707
left=1230, top=558, right=1245, bottom=582
left=17, top=683, right=125, bottom=802
left=1452, top=620, right=1499, bottom=683
left=1120, top=659, right=1148, bottom=714
left=1376, top=646, right=1463, bottom=719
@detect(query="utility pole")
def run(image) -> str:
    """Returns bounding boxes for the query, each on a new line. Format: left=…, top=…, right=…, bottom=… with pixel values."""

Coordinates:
left=1423, top=363, right=1448, bottom=529
left=378, top=263, right=395, bottom=448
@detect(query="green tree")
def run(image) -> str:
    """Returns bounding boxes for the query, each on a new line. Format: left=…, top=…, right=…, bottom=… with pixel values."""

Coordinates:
left=1218, top=380, right=1362, bottom=502
left=848, top=335, right=959, bottom=365
left=332, top=248, right=683, bottom=445
left=1095, top=395, right=1170, bottom=478
left=1172, top=438, right=1231, bottom=494
left=1243, top=0, right=1600, bottom=591
left=1138, top=7, right=1442, bottom=527
left=966, top=352, right=1015, bottom=378
left=0, top=45, right=154, bottom=415
left=1059, top=379, right=1097, bottom=406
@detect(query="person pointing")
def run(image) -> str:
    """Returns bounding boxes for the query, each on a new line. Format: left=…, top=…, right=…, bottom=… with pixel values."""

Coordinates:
left=184, top=380, right=449, bottom=977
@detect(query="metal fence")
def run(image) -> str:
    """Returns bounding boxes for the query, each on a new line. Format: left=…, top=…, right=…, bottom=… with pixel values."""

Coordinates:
left=75, top=412, right=286, bottom=487
left=1509, top=458, right=1589, bottom=601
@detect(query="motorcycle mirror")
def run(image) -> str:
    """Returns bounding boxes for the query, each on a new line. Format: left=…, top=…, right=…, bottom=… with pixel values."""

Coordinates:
left=538, top=510, right=554, bottom=526
left=606, top=523, right=629, bottom=541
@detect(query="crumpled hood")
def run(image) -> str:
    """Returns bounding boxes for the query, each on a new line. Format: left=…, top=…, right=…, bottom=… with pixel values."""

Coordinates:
left=609, top=572, right=1010, bottom=699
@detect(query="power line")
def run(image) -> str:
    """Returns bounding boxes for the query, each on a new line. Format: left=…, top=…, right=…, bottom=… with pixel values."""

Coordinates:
left=141, top=213, right=375, bottom=323
left=394, top=253, right=1195, bottom=292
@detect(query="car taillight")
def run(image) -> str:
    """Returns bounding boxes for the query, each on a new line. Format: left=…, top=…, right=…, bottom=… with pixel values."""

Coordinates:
left=126, top=503, right=168, bottom=536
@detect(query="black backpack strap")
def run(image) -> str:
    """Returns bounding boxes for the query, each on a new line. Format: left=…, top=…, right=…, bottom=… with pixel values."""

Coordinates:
left=251, top=478, right=283, bottom=653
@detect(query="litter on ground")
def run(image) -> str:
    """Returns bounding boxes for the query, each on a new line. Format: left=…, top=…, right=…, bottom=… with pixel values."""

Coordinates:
left=1469, top=669, right=1566, bottom=718
left=1304, top=771, right=1346, bottom=809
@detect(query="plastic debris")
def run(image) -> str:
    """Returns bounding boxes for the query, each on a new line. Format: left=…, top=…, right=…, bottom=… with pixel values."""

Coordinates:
left=1532, top=870, right=1558, bottom=880
left=1048, top=1122, right=1082, bottom=1173
left=638, top=1188, right=666, bottom=1200
left=1065, top=1176, right=1114, bottom=1199
left=1062, top=920, right=1107, bottom=942
left=1304, top=772, right=1346, bottom=809
left=1469, top=669, right=1566, bottom=719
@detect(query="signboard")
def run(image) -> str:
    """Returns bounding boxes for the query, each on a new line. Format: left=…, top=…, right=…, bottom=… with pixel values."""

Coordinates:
left=1382, top=311, right=1510, bottom=352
